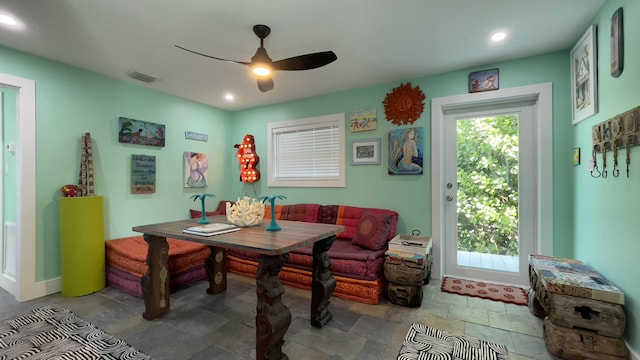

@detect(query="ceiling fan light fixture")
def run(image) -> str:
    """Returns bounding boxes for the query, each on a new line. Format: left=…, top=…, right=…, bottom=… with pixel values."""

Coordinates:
left=175, top=24, right=336, bottom=92
left=252, top=64, right=271, bottom=76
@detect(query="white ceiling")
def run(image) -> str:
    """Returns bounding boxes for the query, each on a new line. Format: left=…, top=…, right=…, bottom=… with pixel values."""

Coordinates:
left=0, top=0, right=605, bottom=111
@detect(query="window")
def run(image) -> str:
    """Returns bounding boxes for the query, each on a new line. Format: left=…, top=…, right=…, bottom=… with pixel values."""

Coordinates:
left=267, top=113, right=345, bottom=187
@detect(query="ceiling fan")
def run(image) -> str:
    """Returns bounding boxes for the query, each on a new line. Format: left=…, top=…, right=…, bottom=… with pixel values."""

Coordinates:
left=175, top=24, right=337, bottom=92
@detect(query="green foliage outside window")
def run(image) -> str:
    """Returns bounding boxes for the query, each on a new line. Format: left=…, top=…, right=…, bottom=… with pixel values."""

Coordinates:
left=456, top=115, right=519, bottom=256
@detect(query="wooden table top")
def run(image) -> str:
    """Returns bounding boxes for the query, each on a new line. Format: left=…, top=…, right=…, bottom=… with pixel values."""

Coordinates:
left=133, top=216, right=345, bottom=255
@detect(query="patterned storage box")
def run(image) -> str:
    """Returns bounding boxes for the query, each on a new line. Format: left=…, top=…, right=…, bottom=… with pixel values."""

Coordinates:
left=529, top=255, right=628, bottom=359
left=385, top=234, right=433, bottom=285
left=529, top=254, right=624, bottom=305
left=385, top=282, right=423, bottom=307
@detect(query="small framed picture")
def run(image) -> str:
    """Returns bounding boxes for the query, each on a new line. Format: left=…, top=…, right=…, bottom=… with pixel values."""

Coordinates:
left=611, top=7, right=624, bottom=78
left=469, top=68, right=499, bottom=93
left=572, top=148, right=581, bottom=166
left=350, top=138, right=381, bottom=165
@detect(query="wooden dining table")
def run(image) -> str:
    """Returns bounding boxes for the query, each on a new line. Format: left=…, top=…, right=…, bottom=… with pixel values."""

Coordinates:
left=133, top=216, right=344, bottom=360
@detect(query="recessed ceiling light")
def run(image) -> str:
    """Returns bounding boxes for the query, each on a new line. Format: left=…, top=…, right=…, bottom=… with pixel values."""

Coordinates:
left=491, top=32, right=506, bottom=42
left=0, top=14, right=17, bottom=26
left=224, top=93, right=235, bottom=101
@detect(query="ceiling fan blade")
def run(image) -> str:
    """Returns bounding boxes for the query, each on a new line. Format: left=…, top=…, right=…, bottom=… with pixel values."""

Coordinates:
left=174, top=45, right=249, bottom=66
left=257, top=77, right=274, bottom=92
left=271, top=51, right=337, bottom=71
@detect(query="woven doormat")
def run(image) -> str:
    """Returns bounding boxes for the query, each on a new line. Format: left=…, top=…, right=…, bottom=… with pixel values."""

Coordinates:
left=0, top=305, right=154, bottom=359
left=397, top=323, right=509, bottom=360
left=441, top=276, right=528, bottom=306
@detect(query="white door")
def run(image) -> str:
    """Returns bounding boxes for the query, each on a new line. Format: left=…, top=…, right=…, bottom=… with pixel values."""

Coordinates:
left=443, top=101, right=535, bottom=286
left=0, top=74, right=37, bottom=301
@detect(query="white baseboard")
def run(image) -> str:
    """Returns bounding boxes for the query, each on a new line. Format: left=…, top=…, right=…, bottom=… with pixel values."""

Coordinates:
left=18, top=276, right=60, bottom=302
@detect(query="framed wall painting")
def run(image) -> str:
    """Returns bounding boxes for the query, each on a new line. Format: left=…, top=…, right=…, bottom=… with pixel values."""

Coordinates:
left=572, top=148, right=581, bottom=166
left=349, top=108, right=377, bottom=132
left=118, top=117, right=165, bottom=147
left=388, top=127, right=423, bottom=175
left=350, top=138, right=381, bottom=165
left=131, top=154, right=156, bottom=194
left=469, top=68, right=499, bottom=93
left=184, top=152, right=208, bottom=188
left=571, top=25, right=598, bottom=124
left=610, top=7, right=623, bottom=78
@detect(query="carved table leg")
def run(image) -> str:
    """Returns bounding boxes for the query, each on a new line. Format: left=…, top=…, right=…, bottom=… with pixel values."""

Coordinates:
left=311, top=235, right=336, bottom=328
left=256, top=254, right=291, bottom=360
left=141, top=234, right=170, bottom=320
left=206, top=246, right=227, bottom=294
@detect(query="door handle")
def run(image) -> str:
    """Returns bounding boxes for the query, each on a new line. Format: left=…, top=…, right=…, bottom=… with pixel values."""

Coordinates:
left=446, top=195, right=453, bottom=201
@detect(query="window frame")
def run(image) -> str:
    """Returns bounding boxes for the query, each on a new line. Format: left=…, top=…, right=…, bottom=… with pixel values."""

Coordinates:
left=267, top=113, right=345, bottom=188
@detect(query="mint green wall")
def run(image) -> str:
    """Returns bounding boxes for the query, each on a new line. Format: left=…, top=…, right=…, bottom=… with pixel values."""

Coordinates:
left=573, top=0, right=639, bottom=352
left=0, top=46, right=233, bottom=281
left=1, top=87, right=17, bottom=224
left=2, top=1, right=638, bottom=351
left=230, top=51, right=574, bottom=255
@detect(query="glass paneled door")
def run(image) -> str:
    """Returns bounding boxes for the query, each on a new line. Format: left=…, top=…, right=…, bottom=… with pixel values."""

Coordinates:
left=443, top=102, right=535, bottom=286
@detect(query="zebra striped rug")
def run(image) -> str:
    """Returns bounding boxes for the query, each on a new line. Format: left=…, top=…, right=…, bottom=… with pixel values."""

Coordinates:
left=0, top=305, right=154, bottom=359
left=397, top=323, right=509, bottom=360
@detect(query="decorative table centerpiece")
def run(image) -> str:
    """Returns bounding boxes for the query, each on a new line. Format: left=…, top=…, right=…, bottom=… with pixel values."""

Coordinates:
left=190, top=193, right=216, bottom=224
left=226, top=196, right=265, bottom=227
left=260, top=195, right=286, bottom=231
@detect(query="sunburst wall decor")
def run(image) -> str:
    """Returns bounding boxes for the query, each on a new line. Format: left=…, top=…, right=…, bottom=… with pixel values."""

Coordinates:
left=383, top=82, right=425, bottom=126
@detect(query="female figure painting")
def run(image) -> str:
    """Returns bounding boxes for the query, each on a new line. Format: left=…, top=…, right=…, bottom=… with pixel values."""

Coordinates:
left=388, top=127, right=423, bottom=175
left=184, top=152, right=208, bottom=188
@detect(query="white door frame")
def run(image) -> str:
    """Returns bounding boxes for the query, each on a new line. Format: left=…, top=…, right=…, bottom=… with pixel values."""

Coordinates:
left=0, top=73, right=37, bottom=301
left=431, top=83, right=553, bottom=282
left=444, top=102, right=535, bottom=286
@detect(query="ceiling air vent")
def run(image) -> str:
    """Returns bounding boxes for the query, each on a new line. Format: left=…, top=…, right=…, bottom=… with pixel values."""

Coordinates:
left=126, top=71, right=159, bottom=83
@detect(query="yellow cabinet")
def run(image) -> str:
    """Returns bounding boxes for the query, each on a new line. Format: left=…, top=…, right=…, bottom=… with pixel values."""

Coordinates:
left=59, top=196, right=105, bottom=296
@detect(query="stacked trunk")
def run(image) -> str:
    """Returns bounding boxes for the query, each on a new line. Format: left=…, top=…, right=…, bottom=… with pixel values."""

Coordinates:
left=384, top=235, right=432, bottom=307
left=528, top=255, right=629, bottom=360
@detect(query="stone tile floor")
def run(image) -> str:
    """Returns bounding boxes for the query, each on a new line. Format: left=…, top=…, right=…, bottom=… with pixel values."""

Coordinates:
left=0, top=274, right=556, bottom=359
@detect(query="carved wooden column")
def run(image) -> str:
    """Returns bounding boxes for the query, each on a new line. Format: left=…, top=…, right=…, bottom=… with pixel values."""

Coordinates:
left=141, top=234, right=170, bottom=320
left=256, top=254, right=291, bottom=360
left=206, top=246, right=227, bottom=294
left=311, top=235, right=336, bottom=328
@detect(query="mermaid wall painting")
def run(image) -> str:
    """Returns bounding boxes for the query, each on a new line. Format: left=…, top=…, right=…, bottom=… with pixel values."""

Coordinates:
left=184, top=151, right=208, bottom=188
left=388, top=127, right=424, bottom=175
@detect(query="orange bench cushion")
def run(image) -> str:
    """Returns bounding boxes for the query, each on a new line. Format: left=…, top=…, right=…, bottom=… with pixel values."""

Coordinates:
left=105, top=236, right=210, bottom=278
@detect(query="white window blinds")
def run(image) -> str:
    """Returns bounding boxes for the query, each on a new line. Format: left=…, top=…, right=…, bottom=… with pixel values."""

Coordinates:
left=267, top=113, right=345, bottom=187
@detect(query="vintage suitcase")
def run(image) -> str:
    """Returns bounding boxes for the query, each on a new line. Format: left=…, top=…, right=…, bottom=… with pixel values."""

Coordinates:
left=529, top=255, right=626, bottom=337
left=385, top=282, right=423, bottom=307
left=544, top=318, right=629, bottom=360
left=546, top=291, right=625, bottom=337
left=529, top=255, right=625, bottom=305
left=385, top=234, right=433, bottom=284
left=387, top=234, right=432, bottom=256
left=384, top=259, right=426, bottom=286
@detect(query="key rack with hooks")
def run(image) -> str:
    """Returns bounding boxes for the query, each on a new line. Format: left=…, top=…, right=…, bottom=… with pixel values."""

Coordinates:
left=591, top=106, right=640, bottom=178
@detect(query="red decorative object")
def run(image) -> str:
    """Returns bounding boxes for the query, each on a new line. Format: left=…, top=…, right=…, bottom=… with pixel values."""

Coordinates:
left=60, top=184, right=79, bottom=197
left=383, top=82, right=425, bottom=126
left=234, top=134, right=260, bottom=182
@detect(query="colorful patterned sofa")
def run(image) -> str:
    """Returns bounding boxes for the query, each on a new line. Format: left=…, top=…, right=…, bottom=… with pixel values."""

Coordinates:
left=105, top=201, right=398, bottom=305
left=226, top=203, right=399, bottom=304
